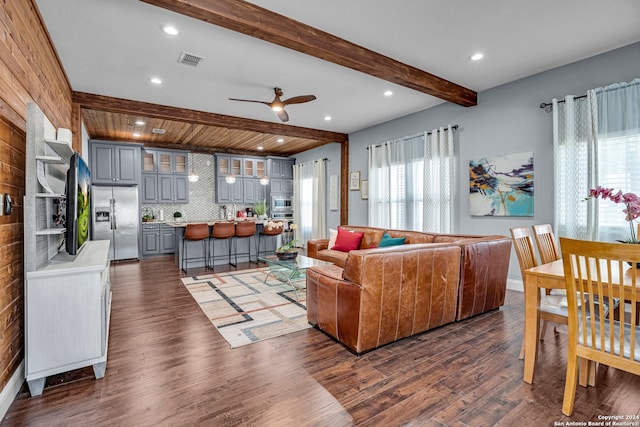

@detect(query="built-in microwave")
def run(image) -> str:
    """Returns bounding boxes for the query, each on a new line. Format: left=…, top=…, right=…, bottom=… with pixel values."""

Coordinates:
left=271, top=195, right=293, bottom=211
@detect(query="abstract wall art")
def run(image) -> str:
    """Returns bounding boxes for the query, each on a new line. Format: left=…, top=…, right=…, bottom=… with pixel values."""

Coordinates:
left=469, top=151, right=534, bottom=216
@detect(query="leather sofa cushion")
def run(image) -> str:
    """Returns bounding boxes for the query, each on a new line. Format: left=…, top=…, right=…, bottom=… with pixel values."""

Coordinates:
left=339, top=225, right=386, bottom=249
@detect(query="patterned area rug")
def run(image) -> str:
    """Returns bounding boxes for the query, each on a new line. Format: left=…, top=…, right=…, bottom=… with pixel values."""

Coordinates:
left=181, top=267, right=310, bottom=348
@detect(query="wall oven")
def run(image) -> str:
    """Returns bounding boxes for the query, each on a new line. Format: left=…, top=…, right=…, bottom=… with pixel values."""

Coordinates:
left=271, top=195, right=293, bottom=219
left=271, top=195, right=293, bottom=211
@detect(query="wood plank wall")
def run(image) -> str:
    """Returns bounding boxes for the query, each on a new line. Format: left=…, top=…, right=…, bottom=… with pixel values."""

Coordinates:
left=0, top=0, right=72, bottom=393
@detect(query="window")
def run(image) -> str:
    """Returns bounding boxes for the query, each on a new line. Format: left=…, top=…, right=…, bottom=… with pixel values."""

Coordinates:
left=368, top=127, right=454, bottom=232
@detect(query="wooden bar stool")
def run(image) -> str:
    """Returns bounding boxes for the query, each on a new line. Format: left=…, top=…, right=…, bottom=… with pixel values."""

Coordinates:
left=182, top=223, right=210, bottom=273
left=257, top=222, right=283, bottom=259
left=231, top=221, right=257, bottom=267
left=209, top=222, right=234, bottom=269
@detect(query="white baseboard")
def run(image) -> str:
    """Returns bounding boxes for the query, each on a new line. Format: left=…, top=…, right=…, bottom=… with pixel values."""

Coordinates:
left=0, top=360, right=24, bottom=420
left=507, top=278, right=523, bottom=292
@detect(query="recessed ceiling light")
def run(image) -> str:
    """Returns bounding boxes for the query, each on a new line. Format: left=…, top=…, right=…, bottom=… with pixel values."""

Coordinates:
left=150, top=77, right=162, bottom=85
left=384, top=90, right=393, bottom=97
left=132, top=133, right=141, bottom=137
left=469, top=53, right=484, bottom=61
left=257, top=146, right=264, bottom=151
left=135, top=120, right=145, bottom=126
left=324, top=115, right=332, bottom=121
left=277, top=138, right=284, bottom=143
left=161, top=25, right=178, bottom=36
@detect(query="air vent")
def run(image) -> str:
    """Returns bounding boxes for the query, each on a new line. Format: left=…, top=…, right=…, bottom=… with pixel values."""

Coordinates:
left=178, top=52, right=204, bottom=67
left=152, top=128, right=166, bottom=134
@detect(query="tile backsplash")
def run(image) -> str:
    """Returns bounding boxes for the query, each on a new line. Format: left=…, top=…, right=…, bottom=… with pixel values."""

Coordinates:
left=141, top=153, right=254, bottom=222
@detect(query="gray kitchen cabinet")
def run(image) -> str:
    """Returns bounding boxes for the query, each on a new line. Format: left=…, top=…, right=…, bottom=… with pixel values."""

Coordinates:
left=142, top=149, right=189, bottom=204
left=270, top=178, right=294, bottom=194
left=157, top=151, right=188, bottom=175
left=91, top=141, right=140, bottom=185
left=244, top=178, right=267, bottom=203
left=243, top=157, right=266, bottom=178
left=142, top=223, right=175, bottom=256
left=216, top=176, right=244, bottom=203
left=268, top=158, right=294, bottom=179
left=160, top=225, right=176, bottom=254
left=141, top=173, right=158, bottom=203
left=142, top=223, right=160, bottom=256
left=174, top=175, right=188, bottom=203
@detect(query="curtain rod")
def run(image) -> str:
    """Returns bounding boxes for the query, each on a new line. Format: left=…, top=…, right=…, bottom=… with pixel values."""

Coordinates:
left=539, top=94, right=587, bottom=111
left=366, top=124, right=458, bottom=150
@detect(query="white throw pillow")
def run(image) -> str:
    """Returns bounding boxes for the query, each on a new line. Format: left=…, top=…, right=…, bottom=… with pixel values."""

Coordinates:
left=328, top=228, right=337, bottom=250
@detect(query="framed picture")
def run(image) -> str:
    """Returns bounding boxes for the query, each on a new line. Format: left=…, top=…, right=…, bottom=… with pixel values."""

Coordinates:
left=350, top=171, right=360, bottom=190
left=469, top=151, right=534, bottom=216
left=361, top=180, right=368, bottom=200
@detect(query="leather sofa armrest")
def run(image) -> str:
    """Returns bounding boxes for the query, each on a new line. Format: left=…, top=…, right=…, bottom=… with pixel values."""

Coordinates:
left=307, top=238, right=329, bottom=259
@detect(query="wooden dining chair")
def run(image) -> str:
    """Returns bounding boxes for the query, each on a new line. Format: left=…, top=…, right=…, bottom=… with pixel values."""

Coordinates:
left=532, top=224, right=560, bottom=264
left=510, top=227, right=568, bottom=359
left=559, top=237, right=640, bottom=416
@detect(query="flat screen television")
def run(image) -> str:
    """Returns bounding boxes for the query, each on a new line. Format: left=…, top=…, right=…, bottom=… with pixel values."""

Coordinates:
left=65, top=153, right=91, bottom=255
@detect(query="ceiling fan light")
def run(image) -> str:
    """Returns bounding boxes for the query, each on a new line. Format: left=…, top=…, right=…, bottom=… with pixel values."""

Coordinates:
left=271, top=105, right=283, bottom=112
left=259, top=176, right=270, bottom=186
left=225, top=174, right=236, bottom=184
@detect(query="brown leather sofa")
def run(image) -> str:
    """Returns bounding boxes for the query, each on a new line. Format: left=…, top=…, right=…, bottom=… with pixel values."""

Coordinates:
left=306, top=226, right=512, bottom=353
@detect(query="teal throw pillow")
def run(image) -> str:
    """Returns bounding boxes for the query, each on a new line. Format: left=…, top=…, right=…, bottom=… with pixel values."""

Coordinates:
left=378, top=233, right=406, bottom=247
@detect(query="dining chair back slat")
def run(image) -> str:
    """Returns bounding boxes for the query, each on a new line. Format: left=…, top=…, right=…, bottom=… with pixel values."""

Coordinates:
left=533, top=224, right=561, bottom=265
left=559, top=237, right=640, bottom=416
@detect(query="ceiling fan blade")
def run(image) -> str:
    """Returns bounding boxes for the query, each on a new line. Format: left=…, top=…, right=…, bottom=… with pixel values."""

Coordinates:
left=282, top=95, right=316, bottom=106
left=228, top=98, right=271, bottom=106
left=276, top=109, right=289, bottom=122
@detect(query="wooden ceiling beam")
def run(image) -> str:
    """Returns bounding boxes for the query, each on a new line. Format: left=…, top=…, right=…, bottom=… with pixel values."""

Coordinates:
left=72, top=91, right=347, bottom=143
left=140, top=0, right=477, bottom=107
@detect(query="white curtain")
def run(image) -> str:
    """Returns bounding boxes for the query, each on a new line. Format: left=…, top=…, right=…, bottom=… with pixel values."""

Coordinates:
left=553, top=94, right=598, bottom=240
left=553, top=78, right=640, bottom=241
left=368, top=126, right=454, bottom=232
left=293, top=159, right=326, bottom=246
left=591, top=78, right=640, bottom=242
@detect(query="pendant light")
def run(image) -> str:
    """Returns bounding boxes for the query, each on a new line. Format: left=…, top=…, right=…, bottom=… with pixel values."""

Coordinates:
left=187, top=125, right=199, bottom=182
left=225, top=128, right=236, bottom=183
left=259, top=133, right=269, bottom=185
left=188, top=152, right=199, bottom=182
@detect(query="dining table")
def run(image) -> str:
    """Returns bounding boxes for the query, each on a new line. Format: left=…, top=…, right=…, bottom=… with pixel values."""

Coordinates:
left=523, top=258, right=640, bottom=384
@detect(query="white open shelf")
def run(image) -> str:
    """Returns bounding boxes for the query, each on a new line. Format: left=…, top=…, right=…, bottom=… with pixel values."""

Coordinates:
left=35, top=228, right=66, bottom=236
left=35, top=193, right=65, bottom=198
left=44, top=138, right=74, bottom=162
left=36, top=155, right=65, bottom=164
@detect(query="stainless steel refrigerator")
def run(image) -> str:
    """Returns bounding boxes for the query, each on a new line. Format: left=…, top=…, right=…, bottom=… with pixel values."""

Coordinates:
left=92, top=186, right=139, bottom=260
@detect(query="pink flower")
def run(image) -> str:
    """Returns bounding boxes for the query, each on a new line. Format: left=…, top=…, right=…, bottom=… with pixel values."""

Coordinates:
left=587, top=187, right=640, bottom=243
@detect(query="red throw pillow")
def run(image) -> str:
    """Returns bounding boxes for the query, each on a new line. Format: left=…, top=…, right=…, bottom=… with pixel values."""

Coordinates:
left=331, top=227, right=364, bottom=252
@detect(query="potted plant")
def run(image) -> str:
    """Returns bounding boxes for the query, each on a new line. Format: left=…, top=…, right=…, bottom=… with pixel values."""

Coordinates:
left=254, top=199, right=268, bottom=221
left=173, top=211, right=183, bottom=222
left=276, top=223, right=298, bottom=260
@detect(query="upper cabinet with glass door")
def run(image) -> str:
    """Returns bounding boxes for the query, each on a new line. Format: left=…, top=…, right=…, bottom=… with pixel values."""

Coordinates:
left=243, top=157, right=266, bottom=178
left=158, top=151, right=187, bottom=175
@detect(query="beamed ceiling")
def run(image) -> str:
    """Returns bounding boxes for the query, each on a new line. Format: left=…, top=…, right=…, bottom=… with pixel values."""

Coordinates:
left=37, top=0, right=640, bottom=157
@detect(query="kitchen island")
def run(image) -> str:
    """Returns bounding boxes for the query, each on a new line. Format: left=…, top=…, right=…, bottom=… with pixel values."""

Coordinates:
left=161, top=219, right=292, bottom=269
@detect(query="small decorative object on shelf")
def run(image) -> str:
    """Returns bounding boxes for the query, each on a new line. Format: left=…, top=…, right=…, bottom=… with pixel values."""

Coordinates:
left=173, top=211, right=183, bottom=222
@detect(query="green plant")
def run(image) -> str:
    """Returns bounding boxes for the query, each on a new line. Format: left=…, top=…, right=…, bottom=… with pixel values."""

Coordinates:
left=254, top=199, right=267, bottom=216
left=173, top=211, right=182, bottom=219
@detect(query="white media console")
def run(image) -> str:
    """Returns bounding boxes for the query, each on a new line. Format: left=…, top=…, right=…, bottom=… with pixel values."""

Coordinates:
left=24, top=240, right=112, bottom=396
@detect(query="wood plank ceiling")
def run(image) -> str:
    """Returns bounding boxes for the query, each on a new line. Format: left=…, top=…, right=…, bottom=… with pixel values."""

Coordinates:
left=76, top=0, right=476, bottom=157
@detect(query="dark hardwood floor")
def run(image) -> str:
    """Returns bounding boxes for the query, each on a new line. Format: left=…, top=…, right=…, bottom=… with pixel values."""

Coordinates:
left=3, top=256, right=640, bottom=426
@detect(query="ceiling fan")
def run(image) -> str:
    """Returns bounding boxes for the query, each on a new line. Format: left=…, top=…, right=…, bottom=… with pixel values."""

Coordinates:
left=229, top=87, right=316, bottom=122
